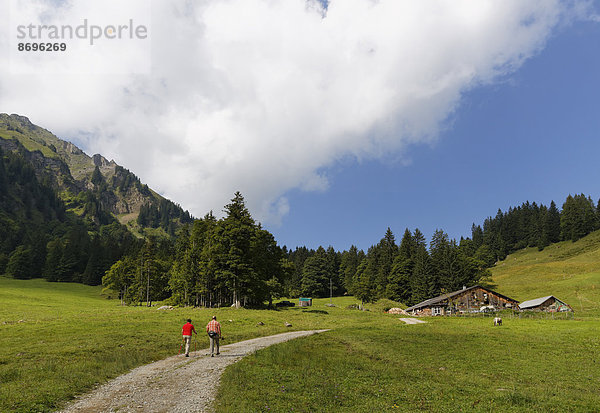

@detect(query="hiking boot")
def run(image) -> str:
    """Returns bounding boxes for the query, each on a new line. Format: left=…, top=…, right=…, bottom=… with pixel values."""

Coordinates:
left=216, top=352, right=220, bottom=355
left=185, top=354, right=189, bottom=357
left=211, top=354, right=214, bottom=357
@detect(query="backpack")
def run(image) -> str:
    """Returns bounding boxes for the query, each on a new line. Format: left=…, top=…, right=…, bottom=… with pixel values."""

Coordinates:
left=208, top=331, right=218, bottom=338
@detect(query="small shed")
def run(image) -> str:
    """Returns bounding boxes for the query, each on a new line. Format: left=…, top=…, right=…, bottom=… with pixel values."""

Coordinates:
left=298, top=297, right=312, bottom=307
left=519, top=296, right=573, bottom=312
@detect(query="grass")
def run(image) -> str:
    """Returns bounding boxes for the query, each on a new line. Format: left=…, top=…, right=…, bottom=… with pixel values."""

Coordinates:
left=490, top=230, right=600, bottom=316
left=217, top=317, right=600, bottom=412
left=0, top=129, right=59, bottom=159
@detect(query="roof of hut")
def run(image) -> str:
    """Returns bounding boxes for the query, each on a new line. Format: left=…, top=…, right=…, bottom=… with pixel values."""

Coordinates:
left=519, top=295, right=570, bottom=310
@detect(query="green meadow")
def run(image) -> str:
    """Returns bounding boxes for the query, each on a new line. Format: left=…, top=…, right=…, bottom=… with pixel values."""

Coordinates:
left=2, top=232, right=600, bottom=412
left=490, top=230, right=600, bottom=316
left=217, top=317, right=600, bottom=412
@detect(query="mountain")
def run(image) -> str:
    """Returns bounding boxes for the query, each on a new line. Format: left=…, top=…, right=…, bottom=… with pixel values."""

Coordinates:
left=0, top=113, right=192, bottom=235
left=0, top=113, right=193, bottom=285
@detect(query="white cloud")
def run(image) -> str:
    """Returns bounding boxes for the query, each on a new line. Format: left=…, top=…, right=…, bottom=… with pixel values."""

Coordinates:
left=0, top=0, right=585, bottom=223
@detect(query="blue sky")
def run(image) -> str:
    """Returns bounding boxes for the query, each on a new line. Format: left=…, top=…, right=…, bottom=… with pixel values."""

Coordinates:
left=270, top=18, right=600, bottom=251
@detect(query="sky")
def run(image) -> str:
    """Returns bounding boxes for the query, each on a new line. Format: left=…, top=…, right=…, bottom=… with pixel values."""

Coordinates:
left=1, top=0, right=599, bottom=251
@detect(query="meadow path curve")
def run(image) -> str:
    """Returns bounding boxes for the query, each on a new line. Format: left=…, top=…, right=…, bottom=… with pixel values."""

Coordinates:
left=58, top=330, right=329, bottom=413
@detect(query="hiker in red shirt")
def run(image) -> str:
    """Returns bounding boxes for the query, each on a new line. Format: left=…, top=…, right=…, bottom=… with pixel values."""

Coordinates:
left=181, top=319, right=197, bottom=357
left=206, top=316, right=222, bottom=357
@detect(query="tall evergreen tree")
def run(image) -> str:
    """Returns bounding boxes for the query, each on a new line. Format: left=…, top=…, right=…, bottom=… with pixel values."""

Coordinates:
left=44, top=239, right=63, bottom=282
left=325, top=246, right=342, bottom=296
left=471, top=224, right=484, bottom=250
left=429, top=229, right=451, bottom=293
left=410, top=244, right=432, bottom=305
left=353, top=259, right=376, bottom=305
left=339, top=246, right=360, bottom=294
left=220, top=192, right=255, bottom=307
left=6, top=246, right=32, bottom=279
left=373, top=228, right=397, bottom=298
left=397, top=229, right=414, bottom=261
left=387, top=255, right=412, bottom=303
left=59, top=240, right=78, bottom=282
left=250, top=227, right=283, bottom=305
left=300, top=252, right=329, bottom=298
left=561, top=194, right=597, bottom=242
left=82, top=237, right=105, bottom=286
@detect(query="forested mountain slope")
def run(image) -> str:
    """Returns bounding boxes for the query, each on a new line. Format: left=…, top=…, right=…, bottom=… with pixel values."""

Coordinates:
left=0, top=114, right=193, bottom=285
left=491, top=230, right=600, bottom=316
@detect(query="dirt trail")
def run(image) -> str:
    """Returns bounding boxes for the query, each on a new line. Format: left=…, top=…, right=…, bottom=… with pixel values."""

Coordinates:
left=58, top=330, right=329, bottom=413
left=399, top=318, right=427, bottom=324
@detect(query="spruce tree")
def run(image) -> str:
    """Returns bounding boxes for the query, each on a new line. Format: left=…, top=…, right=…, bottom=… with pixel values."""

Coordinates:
left=58, top=240, right=78, bottom=282
left=397, top=229, right=414, bottom=261
left=6, top=246, right=32, bottom=279
left=339, top=246, right=360, bottom=294
left=410, top=245, right=432, bottom=305
left=325, top=246, right=341, bottom=295
left=353, top=260, right=376, bottom=305
left=386, top=255, right=412, bottom=303
left=221, top=192, right=256, bottom=307
left=373, top=228, right=397, bottom=298
left=168, top=224, right=194, bottom=305
left=471, top=224, right=484, bottom=250
left=44, top=239, right=63, bottom=282
left=82, top=237, right=105, bottom=285
left=250, top=228, right=283, bottom=305
left=300, top=254, right=329, bottom=297
left=546, top=201, right=561, bottom=243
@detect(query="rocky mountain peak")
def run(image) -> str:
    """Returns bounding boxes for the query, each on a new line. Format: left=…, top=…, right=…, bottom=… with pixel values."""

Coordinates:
left=92, top=153, right=110, bottom=167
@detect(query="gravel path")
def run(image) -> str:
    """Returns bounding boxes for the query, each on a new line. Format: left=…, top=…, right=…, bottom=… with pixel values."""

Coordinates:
left=58, top=330, right=329, bottom=413
left=399, top=318, right=427, bottom=324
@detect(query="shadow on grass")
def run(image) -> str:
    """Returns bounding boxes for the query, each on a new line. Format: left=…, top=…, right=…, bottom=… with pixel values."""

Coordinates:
left=302, top=310, right=329, bottom=314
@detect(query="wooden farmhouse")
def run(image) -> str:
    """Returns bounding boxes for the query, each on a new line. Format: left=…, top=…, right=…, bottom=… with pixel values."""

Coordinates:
left=519, top=296, right=573, bottom=312
left=405, top=285, right=519, bottom=316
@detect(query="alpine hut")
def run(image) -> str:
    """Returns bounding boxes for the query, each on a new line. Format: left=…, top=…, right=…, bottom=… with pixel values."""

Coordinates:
left=405, top=285, right=519, bottom=316
left=518, top=296, right=573, bottom=312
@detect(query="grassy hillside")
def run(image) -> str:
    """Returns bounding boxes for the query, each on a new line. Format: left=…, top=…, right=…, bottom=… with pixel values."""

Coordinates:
left=491, top=230, right=600, bottom=316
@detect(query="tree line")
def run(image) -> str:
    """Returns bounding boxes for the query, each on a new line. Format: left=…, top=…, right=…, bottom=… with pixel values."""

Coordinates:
left=283, top=227, right=490, bottom=306
left=472, top=195, right=600, bottom=263
left=103, top=192, right=290, bottom=307
left=282, top=194, right=600, bottom=306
